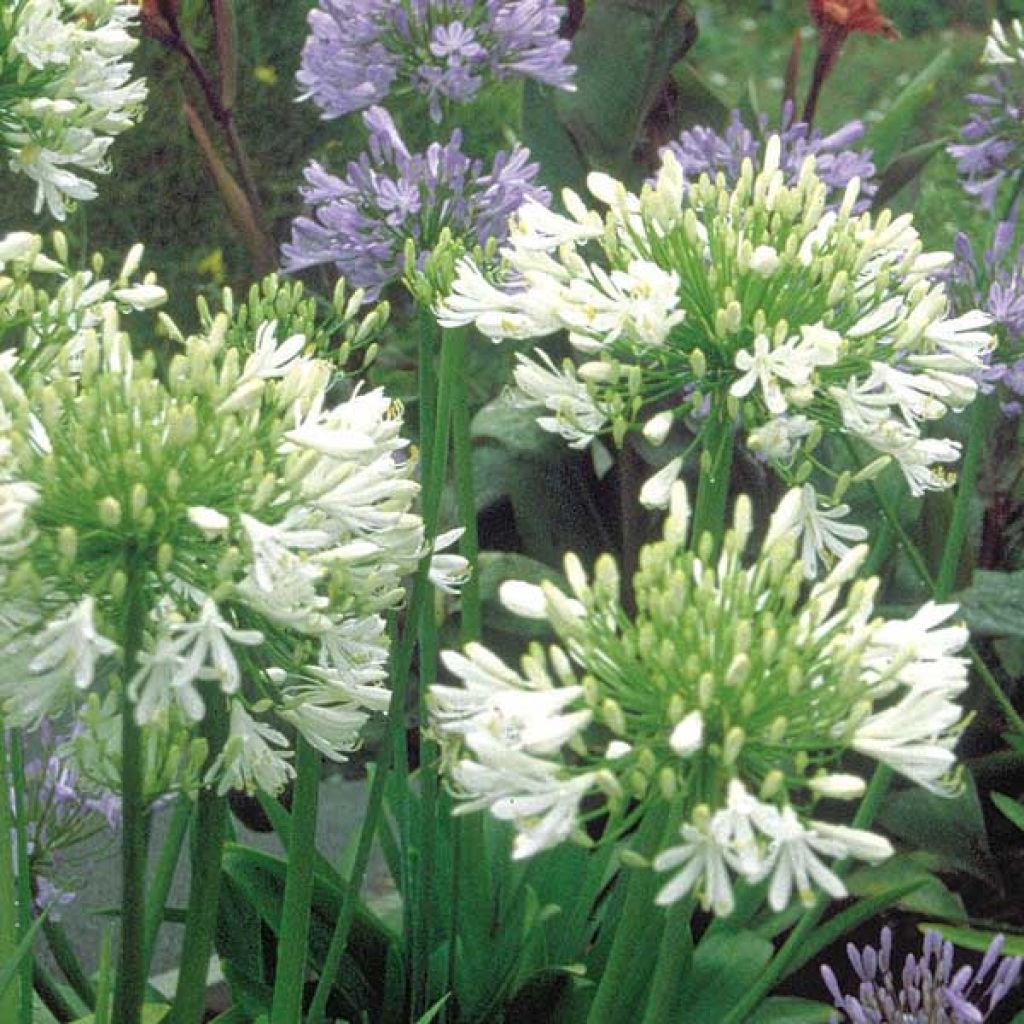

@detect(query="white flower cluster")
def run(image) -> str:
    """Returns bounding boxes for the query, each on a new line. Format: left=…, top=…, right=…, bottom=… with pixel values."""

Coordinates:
left=0, top=247, right=463, bottom=796
left=438, top=139, right=994, bottom=576
left=430, top=484, right=969, bottom=915
left=1, top=0, right=146, bottom=219
left=983, top=18, right=1024, bottom=66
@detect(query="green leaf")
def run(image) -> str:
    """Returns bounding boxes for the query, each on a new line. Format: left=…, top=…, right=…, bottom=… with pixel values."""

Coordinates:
left=220, top=844, right=398, bottom=1022
left=0, top=912, right=48, bottom=1000
left=415, top=994, right=451, bottom=1024
left=957, top=569, right=1024, bottom=639
left=70, top=1007, right=168, bottom=1024
left=876, top=776, right=998, bottom=883
left=673, top=63, right=731, bottom=133
left=917, top=923, right=1024, bottom=958
left=521, top=0, right=697, bottom=186
left=748, top=997, right=834, bottom=1023
left=676, top=929, right=775, bottom=1023
left=993, top=791, right=1024, bottom=834
left=865, top=48, right=954, bottom=168
left=846, top=854, right=966, bottom=922
left=871, top=138, right=948, bottom=210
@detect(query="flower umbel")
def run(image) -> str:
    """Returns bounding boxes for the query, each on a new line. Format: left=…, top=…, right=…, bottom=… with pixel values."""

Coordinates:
left=0, top=0, right=147, bottom=219
left=821, top=927, right=1023, bottom=1022
left=283, top=106, right=548, bottom=300
left=297, top=0, right=574, bottom=123
left=0, top=260, right=442, bottom=797
left=441, top=141, right=993, bottom=575
left=430, top=484, right=970, bottom=914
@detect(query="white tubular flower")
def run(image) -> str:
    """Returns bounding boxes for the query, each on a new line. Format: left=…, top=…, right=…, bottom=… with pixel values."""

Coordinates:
left=429, top=528, right=471, bottom=595
left=512, top=350, right=608, bottom=448
left=167, top=598, right=264, bottom=695
left=432, top=484, right=969, bottom=914
left=983, top=18, right=1024, bottom=65
left=2, top=0, right=147, bottom=218
left=753, top=806, right=849, bottom=911
left=436, top=645, right=591, bottom=755
left=782, top=484, right=869, bottom=579
left=442, top=144, right=991, bottom=576
left=654, top=818, right=736, bottom=915
left=207, top=702, right=294, bottom=795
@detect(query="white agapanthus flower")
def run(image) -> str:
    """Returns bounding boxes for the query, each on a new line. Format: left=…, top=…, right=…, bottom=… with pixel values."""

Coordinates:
left=0, top=263, right=460, bottom=798
left=430, top=483, right=969, bottom=914
left=438, top=139, right=994, bottom=577
left=2, top=0, right=147, bottom=218
left=983, top=17, right=1024, bottom=66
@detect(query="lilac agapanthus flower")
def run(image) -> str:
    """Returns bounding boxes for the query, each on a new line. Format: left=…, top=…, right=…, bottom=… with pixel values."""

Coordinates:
left=821, top=928, right=1022, bottom=1023
left=283, top=106, right=549, bottom=299
left=663, top=103, right=877, bottom=209
left=297, top=0, right=575, bottom=123
left=11, top=723, right=120, bottom=917
left=949, top=74, right=1024, bottom=212
left=949, top=220, right=1024, bottom=413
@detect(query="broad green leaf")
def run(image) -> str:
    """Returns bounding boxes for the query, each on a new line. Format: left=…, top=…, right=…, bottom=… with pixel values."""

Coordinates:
left=917, top=923, right=1024, bottom=958
left=865, top=48, right=954, bottom=168
left=846, top=855, right=966, bottom=922
left=957, top=570, right=1024, bottom=639
left=673, top=62, right=731, bottom=133
left=876, top=776, right=997, bottom=883
left=521, top=0, right=697, bottom=187
left=471, top=399, right=566, bottom=460
left=872, top=138, right=948, bottom=210
left=749, top=997, right=834, bottom=1023
left=677, top=929, right=775, bottom=1023
left=993, top=792, right=1024, bottom=833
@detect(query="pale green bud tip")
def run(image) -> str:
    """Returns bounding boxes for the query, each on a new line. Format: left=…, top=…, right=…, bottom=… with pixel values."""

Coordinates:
left=97, top=497, right=122, bottom=528
left=57, top=526, right=77, bottom=562
left=807, top=774, right=866, bottom=800
left=602, top=698, right=627, bottom=736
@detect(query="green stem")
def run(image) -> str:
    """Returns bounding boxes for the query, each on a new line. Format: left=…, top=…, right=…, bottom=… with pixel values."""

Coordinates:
left=719, top=764, right=893, bottom=1024
left=269, top=738, right=321, bottom=1024
left=449, top=329, right=480, bottom=643
left=42, top=919, right=95, bottom=1009
left=169, top=694, right=230, bottom=1024
left=142, top=793, right=193, bottom=978
left=691, top=407, right=735, bottom=547
left=8, top=732, right=35, bottom=1024
left=34, top=959, right=90, bottom=1022
left=640, top=896, right=694, bottom=1024
left=111, top=560, right=150, bottom=1024
left=0, top=727, right=24, bottom=1023
left=586, top=804, right=671, bottom=1024
left=306, top=762, right=389, bottom=1024
left=936, top=396, right=989, bottom=600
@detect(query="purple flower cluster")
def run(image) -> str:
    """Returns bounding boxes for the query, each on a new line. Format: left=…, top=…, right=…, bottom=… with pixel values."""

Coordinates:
left=297, top=0, right=575, bottom=123
left=949, top=221, right=1024, bottom=413
left=821, top=928, right=1022, bottom=1024
left=283, top=106, right=548, bottom=299
left=949, top=74, right=1024, bottom=212
left=12, top=724, right=119, bottom=917
left=662, top=104, right=877, bottom=209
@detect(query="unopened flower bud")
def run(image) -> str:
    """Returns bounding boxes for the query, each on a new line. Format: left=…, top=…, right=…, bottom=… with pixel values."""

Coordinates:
left=98, top=496, right=122, bottom=528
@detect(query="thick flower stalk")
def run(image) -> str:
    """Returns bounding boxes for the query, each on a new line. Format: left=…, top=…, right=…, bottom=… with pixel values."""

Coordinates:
left=949, top=20, right=1024, bottom=213
left=430, top=483, right=970, bottom=916
left=821, top=927, right=1023, bottom=1023
left=0, top=0, right=147, bottom=219
left=283, top=106, right=548, bottom=300
left=0, top=239, right=448, bottom=798
left=664, top=104, right=876, bottom=210
left=297, top=0, right=574, bottom=123
left=439, top=139, right=994, bottom=576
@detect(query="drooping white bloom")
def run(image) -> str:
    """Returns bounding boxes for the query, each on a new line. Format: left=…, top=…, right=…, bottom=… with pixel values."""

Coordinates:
left=769, top=484, right=869, bottom=579
left=512, top=351, right=608, bottom=448
left=983, top=18, right=1024, bottom=66
left=2, top=0, right=147, bottom=218
left=654, top=811, right=736, bottom=915
left=207, top=702, right=294, bottom=795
